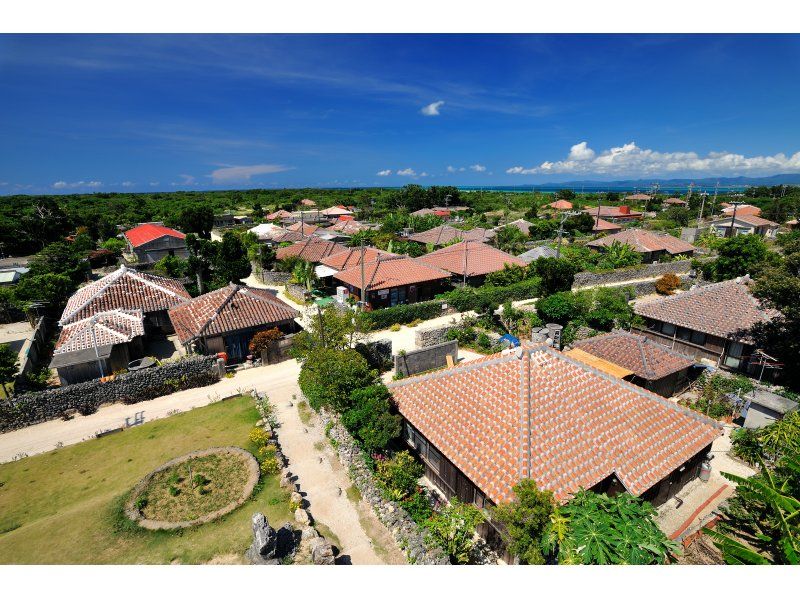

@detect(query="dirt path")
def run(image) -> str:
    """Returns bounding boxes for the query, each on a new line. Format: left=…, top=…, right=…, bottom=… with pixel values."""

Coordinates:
left=268, top=388, right=405, bottom=564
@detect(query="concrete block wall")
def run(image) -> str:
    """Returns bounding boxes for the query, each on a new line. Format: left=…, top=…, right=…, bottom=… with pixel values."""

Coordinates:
left=395, top=340, right=458, bottom=378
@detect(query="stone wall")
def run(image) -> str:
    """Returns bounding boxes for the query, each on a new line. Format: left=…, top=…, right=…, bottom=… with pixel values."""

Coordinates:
left=14, top=317, right=50, bottom=389
left=572, top=260, right=693, bottom=290
left=318, top=408, right=450, bottom=565
left=395, top=341, right=458, bottom=378
left=258, top=271, right=293, bottom=286
left=285, top=283, right=308, bottom=303
left=0, top=355, right=221, bottom=433
left=414, top=324, right=453, bottom=348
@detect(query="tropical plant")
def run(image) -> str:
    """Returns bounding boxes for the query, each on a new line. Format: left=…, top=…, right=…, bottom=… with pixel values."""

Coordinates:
left=0, top=343, right=19, bottom=397
left=596, top=240, right=642, bottom=270
left=290, top=260, right=317, bottom=291
left=292, top=305, right=372, bottom=358
left=491, top=479, right=555, bottom=564
left=248, top=328, right=284, bottom=355
left=555, top=490, right=678, bottom=565
left=425, top=498, right=486, bottom=564
left=374, top=451, right=424, bottom=501
left=493, top=225, right=529, bottom=255
left=341, top=384, right=402, bottom=453
left=704, top=447, right=800, bottom=564
left=533, top=257, right=579, bottom=297
left=298, top=348, right=377, bottom=411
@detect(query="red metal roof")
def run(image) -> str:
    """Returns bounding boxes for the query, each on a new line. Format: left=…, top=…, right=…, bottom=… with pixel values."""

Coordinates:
left=389, top=344, right=722, bottom=504
left=123, top=223, right=185, bottom=248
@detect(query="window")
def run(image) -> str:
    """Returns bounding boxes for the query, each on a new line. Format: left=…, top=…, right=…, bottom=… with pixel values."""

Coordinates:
left=724, top=342, right=744, bottom=369
left=474, top=489, right=486, bottom=509
left=690, top=330, right=707, bottom=346
left=661, top=322, right=676, bottom=336
left=677, top=327, right=692, bottom=341
left=403, top=422, right=414, bottom=446
left=427, top=444, right=442, bottom=473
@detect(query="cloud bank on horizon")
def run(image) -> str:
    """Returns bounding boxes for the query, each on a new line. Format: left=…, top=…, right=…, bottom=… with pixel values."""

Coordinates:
left=507, top=141, right=800, bottom=177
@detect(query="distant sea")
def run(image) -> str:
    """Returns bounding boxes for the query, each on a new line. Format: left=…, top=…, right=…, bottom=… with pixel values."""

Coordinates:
left=454, top=185, right=748, bottom=194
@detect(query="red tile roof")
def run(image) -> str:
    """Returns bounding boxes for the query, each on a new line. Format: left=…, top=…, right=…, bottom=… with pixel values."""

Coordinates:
left=548, top=200, right=573, bottom=210
left=300, top=199, right=317, bottom=206
left=664, top=197, right=687, bottom=205
left=573, top=330, right=694, bottom=381
left=123, top=223, right=185, bottom=248
left=626, top=193, right=652, bottom=201
left=321, top=206, right=354, bottom=217
left=285, top=222, right=320, bottom=235
left=498, top=219, right=535, bottom=235
left=329, top=219, right=371, bottom=234
left=60, top=266, right=190, bottom=324
left=275, top=237, right=347, bottom=263
left=168, top=284, right=299, bottom=344
left=583, top=206, right=644, bottom=219
left=266, top=209, right=292, bottom=221
left=587, top=229, right=696, bottom=255
left=418, top=240, right=527, bottom=277
left=389, top=344, right=721, bottom=504
left=634, top=277, right=776, bottom=341
left=320, top=247, right=399, bottom=271
left=716, top=213, right=779, bottom=228
left=333, top=256, right=450, bottom=292
left=54, top=309, right=145, bottom=354
left=721, top=204, right=761, bottom=217
left=408, top=225, right=494, bottom=246
left=592, top=217, right=623, bottom=232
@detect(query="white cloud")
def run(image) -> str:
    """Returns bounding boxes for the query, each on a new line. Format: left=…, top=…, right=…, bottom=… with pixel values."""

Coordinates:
left=376, top=169, right=392, bottom=176
left=419, top=172, right=429, bottom=177
left=149, top=181, right=160, bottom=186
left=507, top=141, right=800, bottom=176
left=179, top=174, right=195, bottom=184
left=420, top=100, right=445, bottom=116
left=469, top=164, right=487, bottom=172
left=446, top=165, right=456, bottom=173
left=209, top=163, right=290, bottom=184
left=397, top=168, right=418, bottom=177
left=121, top=181, right=134, bottom=187
left=52, top=180, right=103, bottom=189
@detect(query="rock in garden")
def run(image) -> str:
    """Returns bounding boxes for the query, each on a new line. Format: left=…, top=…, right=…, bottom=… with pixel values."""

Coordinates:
left=301, top=526, right=320, bottom=541
left=275, top=523, right=298, bottom=559
left=309, top=537, right=335, bottom=565
left=245, top=512, right=277, bottom=564
left=294, top=507, right=312, bottom=526
left=290, top=491, right=303, bottom=506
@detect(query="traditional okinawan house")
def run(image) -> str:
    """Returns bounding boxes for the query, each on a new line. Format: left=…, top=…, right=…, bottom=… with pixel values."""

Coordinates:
left=168, top=283, right=300, bottom=363
left=547, top=199, right=574, bottom=210
left=59, top=265, right=190, bottom=336
left=275, top=237, right=347, bottom=265
left=389, top=343, right=722, bottom=559
left=332, top=255, right=451, bottom=308
left=663, top=197, right=688, bottom=207
left=626, top=193, right=652, bottom=202
left=633, top=276, right=778, bottom=376
left=568, top=330, right=696, bottom=397
left=709, top=213, right=779, bottom=239
left=517, top=245, right=558, bottom=264
left=586, top=228, right=697, bottom=262
left=407, top=224, right=494, bottom=247
left=496, top=218, right=535, bottom=236
left=123, top=223, right=188, bottom=264
left=320, top=205, right=355, bottom=221
left=299, top=198, right=317, bottom=207
left=721, top=204, right=761, bottom=217
left=590, top=216, right=624, bottom=234
left=329, top=219, right=374, bottom=235
left=49, top=309, right=145, bottom=385
left=249, top=222, right=289, bottom=243
left=582, top=205, right=644, bottom=222
left=315, top=246, right=399, bottom=282
left=417, top=240, right=527, bottom=286
left=265, top=209, right=293, bottom=222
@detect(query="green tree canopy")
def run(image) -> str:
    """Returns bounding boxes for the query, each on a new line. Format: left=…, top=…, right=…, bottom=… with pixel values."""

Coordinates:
left=707, top=234, right=769, bottom=282
left=491, top=479, right=555, bottom=564
left=298, top=348, right=377, bottom=411
left=213, top=232, right=251, bottom=286
left=341, top=384, right=402, bottom=453
left=0, top=343, right=19, bottom=396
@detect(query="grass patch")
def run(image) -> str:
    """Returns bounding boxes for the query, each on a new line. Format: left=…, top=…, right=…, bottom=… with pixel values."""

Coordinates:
left=313, top=521, right=341, bottom=550
left=0, top=395, right=292, bottom=564
left=345, top=484, right=362, bottom=504
left=297, top=400, right=314, bottom=426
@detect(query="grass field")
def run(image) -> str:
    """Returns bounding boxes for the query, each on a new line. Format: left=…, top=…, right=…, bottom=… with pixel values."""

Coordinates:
left=0, top=396, right=292, bottom=564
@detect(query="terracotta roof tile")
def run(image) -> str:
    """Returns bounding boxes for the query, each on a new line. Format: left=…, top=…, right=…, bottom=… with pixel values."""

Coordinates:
left=389, top=345, right=721, bottom=504
left=573, top=330, right=695, bottom=380
left=548, top=200, right=574, bottom=210
left=592, top=217, right=623, bottom=232
left=587, top=229, right=696, bottom=255
left=408, top=225, right=494, bottom=246
left=418, top=240, right=527, bottom=277
left=54, top=309, right=145, bottom=354
left=60, top=266, right=190, bottom=324
left=634, top=278, right=776, bottom=340
left=168, top=284, right=299, bottom=344
left=583, top=206, right=644, bottom=219
left=320, top=247, right=399, bottom=271
left=333, top=256, right=450, bottom=291
left=275, top=237, right=348, bottom=263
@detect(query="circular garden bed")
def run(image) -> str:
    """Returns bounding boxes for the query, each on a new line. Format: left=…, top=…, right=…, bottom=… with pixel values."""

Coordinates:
left=125, top=447, right=260, bottom=530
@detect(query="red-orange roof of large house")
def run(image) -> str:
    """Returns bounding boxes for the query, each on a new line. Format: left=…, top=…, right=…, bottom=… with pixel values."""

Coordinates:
left=583, top=205, right=644, bottom=219
left=319, top=246, right=398, bottom=271
left=418, top=240, right=527, bottom=277
left=587, top=229, right=696, bottom=255
left=592, top=217, right=623, bottom=233
left=123, top=223, right=185, bottom=248
left=333, top=256, right=450, bottom=292
left=389, top=344, right=721, bottom=504
left=275, top=237, right=347, bottom=263
left=548, top=199, right=574, bottom=210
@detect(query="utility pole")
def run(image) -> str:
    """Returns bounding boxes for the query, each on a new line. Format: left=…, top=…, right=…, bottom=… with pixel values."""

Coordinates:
left=709, top=181, right=719, bottom=218
left=555, top=211, right=581, bottom=258
left=728, top=201, right=744, bottom=238
left=463, top=240, right=469, bottom=286
left=90, top=315, right=106, bottom=378
left=359, top=240, right=366, bottom=309
left=697, top=191, right=707, bottom=229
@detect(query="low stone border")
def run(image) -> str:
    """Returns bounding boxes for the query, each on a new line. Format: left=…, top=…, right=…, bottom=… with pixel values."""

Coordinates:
left=125, top=446, right=260, bottom=530
left=318, top=408, right=450, bottom=565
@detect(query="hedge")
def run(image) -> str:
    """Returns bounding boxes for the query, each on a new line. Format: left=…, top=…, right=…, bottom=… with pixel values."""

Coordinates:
left=362, top=300, right=447, bottom=329
left=438, top=276, right=542, bottom=312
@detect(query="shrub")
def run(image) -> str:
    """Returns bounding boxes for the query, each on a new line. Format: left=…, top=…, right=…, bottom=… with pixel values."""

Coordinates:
left=134, top=495, right=149, bottom=510
left=424, top=498, right=486, bottom=564
left=260, top=456, right=280, bottom=476
left=655, top=272, right=681, bottom=295
left=248, top=328, right=284, bottom=354
left=402, top=488, right=434, bottom=525
left=362, top=300, right=446, bottom=329
left=249, top=427, right=272, bottom=448
left=341, top=384, right=402, bottom=453
left=492, top=479, right=555, bottom=564
left=375, top=451, right=424, bottom=501
left=533, top=257, right=579, bottom=297
left=389, top=323, right=401, bottom=332
left=439, top=277, right=541, bottom=312
left=258, top=444, right=277, bottom=460
left=169, top=486, right=180, bottom=497
left=298, top=348, right=377, bottom=411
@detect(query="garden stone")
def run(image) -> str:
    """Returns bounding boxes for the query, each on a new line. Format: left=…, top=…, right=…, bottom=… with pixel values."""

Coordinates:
left=294, top=507, right=312, bottom=526
left=301, top=526, right=319, bottom=541
left=275, top=524, right=298, bottom=559
left=290, top=491, right=303, bottom=506
left=245, top=512, right=277, bottom=564
left=309, top=537, right=336, bottom=565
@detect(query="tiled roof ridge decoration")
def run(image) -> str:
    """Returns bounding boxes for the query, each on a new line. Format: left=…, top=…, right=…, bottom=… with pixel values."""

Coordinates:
left=54, top=308, right=145, bottom=354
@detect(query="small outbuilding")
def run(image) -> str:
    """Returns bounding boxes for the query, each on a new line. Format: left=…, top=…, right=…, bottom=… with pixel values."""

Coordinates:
left=738, top=389, right=798, bottom=429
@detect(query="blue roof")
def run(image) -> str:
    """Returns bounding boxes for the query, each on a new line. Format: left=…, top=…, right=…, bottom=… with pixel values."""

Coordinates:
left=499, top=334, right=520, bottom=347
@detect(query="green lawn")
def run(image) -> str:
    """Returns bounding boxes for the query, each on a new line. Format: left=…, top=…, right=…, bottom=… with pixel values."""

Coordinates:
left=0, top=395, right=292, bottom=564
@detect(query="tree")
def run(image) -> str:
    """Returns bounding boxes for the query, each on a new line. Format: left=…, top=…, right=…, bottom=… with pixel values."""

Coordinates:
left=101, top=237, right=126, bottom=255
left=290, top=260, right=317, bottom=292
left=553, top=491, right=677, bottom=564
left=556, top=189, right=576, bottom=202
left=0, top=287, right=20, bottom=323
left=213, top=232, right=251, bottom=285
left=252, top=202, right=264, bottom=219
left=374, top=450, right=424, bottom=500
left=707, top=234, right=768, bottom=282
left=27, top=241, right=88, bottom=283
left=604, top=191, right=620, bottom=202
left=152, top=254, right=187, bottom=278
left=524, top=204, right=538, bottom=220
left=596, top=240, right=642, bottom=270
left=586, top=287, right=635, bottom=331
left=485, top=264, right=528, bottom=287
left=492, top=479, right=555, bottom=564
left=533, top=257, right=579, bottom=297
left=185, top=233, right=217, bottom=294
left=425, top=498, right=486, bottom=564
left=177, top=205, right=214, bottom=238
left=298, top=348, right=377, bottom=411
left=14, top=273, right=74, bottom=314
left=536, top=291, right=587, bottom=325
left=292, top=305, right=372, bottom=359
left=493, top=225, right=528, bottom=255
left=248, top=328, right=284, bottom=355
left=71, top=230, right=96, bottom=253
left=0, top=343, right=19, bottom=397
left=563, top=212, right=595, bottom=235
left=341, top=384, right=402, bottom=453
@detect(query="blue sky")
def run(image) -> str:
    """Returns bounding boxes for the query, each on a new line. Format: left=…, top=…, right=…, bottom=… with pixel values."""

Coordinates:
left=1, top=34, right=800, bottom=194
